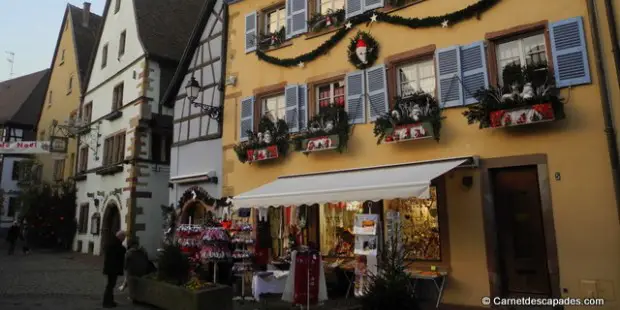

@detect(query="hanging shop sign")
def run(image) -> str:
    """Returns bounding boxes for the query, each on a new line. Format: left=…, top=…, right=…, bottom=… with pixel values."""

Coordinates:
left=0, top=141, right=51, bottom=154
left=353, top=213, right=379, bottom=297
left=50, top=136, right=69, bottom=153
left=353, top=214, right=378, bottom=235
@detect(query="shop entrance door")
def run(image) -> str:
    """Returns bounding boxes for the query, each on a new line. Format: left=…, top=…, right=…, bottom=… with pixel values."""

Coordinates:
left=491, top=166, right=551, bottom=296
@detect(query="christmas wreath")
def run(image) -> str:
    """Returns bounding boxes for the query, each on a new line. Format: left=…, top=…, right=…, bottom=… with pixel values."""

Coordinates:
left=373, top=91, right=444, bottom=144
left=462, top=63, right=566, bottom=129
left=233, top=115, right=290, bottom=163
left=348, top=31, right=379, bottom=70
left=292, top=104, right=350, bottom=153
left=308, top=9, right=345, bottom=33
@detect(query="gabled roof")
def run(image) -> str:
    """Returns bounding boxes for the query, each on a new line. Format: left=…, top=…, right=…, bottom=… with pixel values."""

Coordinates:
left=161, top=0, right=220, bottom=106
left=82, top=0, right=205, bottom=95
left=68, top=4, right=103, bottom=85
left=0, top=70, right=51, bottom=127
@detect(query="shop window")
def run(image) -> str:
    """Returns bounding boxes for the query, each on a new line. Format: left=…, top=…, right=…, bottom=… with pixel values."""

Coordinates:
left=264, top=6, right=286, bottom=34
left=316, top=80, right=345, bottom=114
left=261, top=94, right=286, bottom=122
left=397, top=59, right=436, bottom=97
left=320, top=202, right=357, bottom=257
left=318, top=0, right=345, bottom=14
left=496, top=33, right=547, bottom=85
left=392, top=187, right=443, bottom=261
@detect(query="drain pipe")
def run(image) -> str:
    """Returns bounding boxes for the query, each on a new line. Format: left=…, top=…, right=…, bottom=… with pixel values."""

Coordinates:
left=587, top=0, right=620, bottom=223
left=603, top=0, right=620, bottom=88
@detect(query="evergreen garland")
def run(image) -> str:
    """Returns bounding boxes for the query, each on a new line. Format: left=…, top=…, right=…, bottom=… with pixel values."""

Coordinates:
left=177, top=186, right=232, bottom=209
left=255, top=0, right=501, bottom=67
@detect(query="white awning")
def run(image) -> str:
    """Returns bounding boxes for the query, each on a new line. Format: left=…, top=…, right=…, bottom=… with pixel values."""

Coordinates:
left=233, top=157, right=474, bottom=209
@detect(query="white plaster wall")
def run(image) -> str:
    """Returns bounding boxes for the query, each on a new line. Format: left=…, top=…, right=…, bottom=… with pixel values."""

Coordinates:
left=170, top=138, right=223, bottom=193
left=0, top=157, right=25, bottom=229
left=146, top=60, right=161, bottom=114
left=86, top=0, right=145, bottom=91
left=136, top=163, right=169, bottom=258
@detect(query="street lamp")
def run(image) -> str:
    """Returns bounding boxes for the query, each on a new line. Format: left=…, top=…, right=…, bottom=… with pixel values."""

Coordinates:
left=185, top=76, right=222, bottom=122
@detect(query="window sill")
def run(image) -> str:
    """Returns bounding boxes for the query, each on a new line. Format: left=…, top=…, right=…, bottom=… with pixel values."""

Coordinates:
left=260, top=41, right=293, bottom=53
left=380, top=0, right=427, bottom=14
left=95, top=164, right=123, bottom=176
left=305, top=26, right=342, bottom=40
left=73, top=174, right=87, bottom=181
left=105, top=110, right=123, bottom=121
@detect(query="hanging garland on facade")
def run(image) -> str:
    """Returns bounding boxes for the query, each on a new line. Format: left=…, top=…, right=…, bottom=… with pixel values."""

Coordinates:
left=177, top=186, right=233, bottom=209
left=348, top=31, right=379, bottom=70
left=255, top=0, right=501, bottom=67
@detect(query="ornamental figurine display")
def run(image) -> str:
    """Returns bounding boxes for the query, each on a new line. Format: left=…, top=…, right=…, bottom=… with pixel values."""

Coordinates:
left=348, top=31, right=379, bottom=69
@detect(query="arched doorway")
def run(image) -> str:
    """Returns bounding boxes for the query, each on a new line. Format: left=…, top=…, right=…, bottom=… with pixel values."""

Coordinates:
left=180, top=200, right=214, bottom=225
left=101, top=202, right=121, bottom=254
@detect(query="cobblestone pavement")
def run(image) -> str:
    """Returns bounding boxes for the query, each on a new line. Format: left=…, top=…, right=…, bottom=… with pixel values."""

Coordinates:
left=0, top=245, right=152, bottom=310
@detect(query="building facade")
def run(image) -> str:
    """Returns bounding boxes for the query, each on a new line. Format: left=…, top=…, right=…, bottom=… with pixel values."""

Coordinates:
left=36, top=3, right=101, bottom=183
left=73, top=0, right=203, bottom=257
left=0, top=70, right=51, bottom=232
left=223, top=0, right=619, bottom=308
left=161, top=0, right=227, bottom=218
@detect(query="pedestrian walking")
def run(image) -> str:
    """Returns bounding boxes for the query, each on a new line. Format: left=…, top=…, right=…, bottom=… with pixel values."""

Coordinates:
left=5, top=221, right=20, bottom=255
left=118, top=240, right=155, bottom=294
left=21, top=221, right=30, bottom=254
left=103, top=230, right=126, bottom=308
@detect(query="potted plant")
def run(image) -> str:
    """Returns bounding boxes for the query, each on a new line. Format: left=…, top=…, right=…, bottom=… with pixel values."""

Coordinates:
left=233, top=115, right=290, bottom=164
left=292, top=104, right=349, bottom=154
left=373, top=91, right=444, bottom=144
left=307, top=8, right=345, bottom=33
left=258, top=27, right=286, bottom=50
left=463, top=63, right=565, bottom=129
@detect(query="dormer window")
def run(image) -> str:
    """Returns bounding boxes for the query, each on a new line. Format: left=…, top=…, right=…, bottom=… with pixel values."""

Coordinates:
left=114, top=0, right=121, bottom=14
left=118, top=30, right=126, bottom=57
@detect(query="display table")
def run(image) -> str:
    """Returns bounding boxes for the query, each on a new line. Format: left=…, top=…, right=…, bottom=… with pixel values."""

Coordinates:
left=252, top=271, right=289, bottom=301
left=407, top=270, right=448, bottom=309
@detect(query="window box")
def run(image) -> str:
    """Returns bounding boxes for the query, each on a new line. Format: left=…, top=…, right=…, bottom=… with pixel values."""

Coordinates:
left=300, top=134, right=339, bottom=153
left=489, top=102, right=555, bottom=128
left=96, top=164, right=123, bottom=176
left=105, top=110, right=123, bottom=121
left=246, top=145, right=279, bottom=163
left=383, top=121, right=434, bottom=143
left=292, top=105, right=349, bottom=153
left=234, top=116, right=290, bottom=164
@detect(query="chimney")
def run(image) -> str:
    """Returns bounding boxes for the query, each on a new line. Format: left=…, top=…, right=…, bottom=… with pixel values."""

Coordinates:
left=82, top=2, right=91, bottom=27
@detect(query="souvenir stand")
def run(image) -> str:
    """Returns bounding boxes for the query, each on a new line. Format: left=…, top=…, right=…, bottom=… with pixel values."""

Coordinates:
left=352, top=213, right=380, bottom=297
left=230, top=221, right=255, bottom=301
left=200, top=226, right=231, bottom=283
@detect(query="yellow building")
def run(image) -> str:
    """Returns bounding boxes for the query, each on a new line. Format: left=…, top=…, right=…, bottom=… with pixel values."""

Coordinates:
left=222, top=0, right=619, bottom=308
left=36, top=3, right=101, bottom=182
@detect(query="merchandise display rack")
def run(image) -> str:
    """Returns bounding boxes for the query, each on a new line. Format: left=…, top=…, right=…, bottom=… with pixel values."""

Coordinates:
left=230, top=222, right=255, bottom=302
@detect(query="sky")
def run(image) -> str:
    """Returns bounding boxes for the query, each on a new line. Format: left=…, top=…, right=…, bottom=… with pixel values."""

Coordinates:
left=0, top=0, right=106, bottom=82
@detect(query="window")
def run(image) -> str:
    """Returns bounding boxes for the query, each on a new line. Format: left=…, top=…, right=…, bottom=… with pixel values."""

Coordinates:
left=496, top=33, right=547, bottom=83
left=7, top=197, right=18, bottom=217
left=101, top=43, right=108, bottom=68
left=318, top=0, right=345, bottom=14
left=397, top=59, right=436, bottom=97
left=60, top=49, right=65, bottom=65
left=69, top=153, right=75, bottom=177
left=118, top=30, right=126, bottom=57
left=78, top=147, right=89, bottom=173
left=265, top=7, right=286, bottom=34
left=112, top=83, right=124, bottom=110
left=151, top=132, right=172, bottom=163
left=48, top=91, right=53, bottom=105
left=261, top=94, right=286, bottom=122
left=67, top=75, right=73, bottom=94
left=103, top=133, right=125, bottom=166
left=53, top=159, right=65, bottom=181
left=11, top=162, right=20, bottom=180
left=316, top=80, right=345, bottom=114
left=7, top=128, right=23, bottom=142
left=83, top=102, right=93, bottom=123
left=78, top=204, right=89, bottom=234
left=114, top=0, right=121, bottom=13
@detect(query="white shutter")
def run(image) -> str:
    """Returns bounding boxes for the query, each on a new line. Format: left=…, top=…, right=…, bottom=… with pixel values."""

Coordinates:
left=460, top=41, right=489, bottom=105
left=435, top=46, right=463, bottom=108
left=549, top=17, right=592, bottom=87
left=298, top=84, right=308, bottom=130
left=365, top=64, right=388, bottom=121
left=286, top=0, right=307, bottom=39
left=239, top=96, right=254, bottom=141
left=346, top=70, right=366, bottom=124
left=285, top=85, right=300, bottom=132
left=244, top=12, right=257, bottom=53
left=346, top=0, right=364, bottom=19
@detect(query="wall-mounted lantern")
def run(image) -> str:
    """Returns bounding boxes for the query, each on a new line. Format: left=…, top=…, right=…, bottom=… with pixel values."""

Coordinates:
left=185, top=76, right=223, bottom=122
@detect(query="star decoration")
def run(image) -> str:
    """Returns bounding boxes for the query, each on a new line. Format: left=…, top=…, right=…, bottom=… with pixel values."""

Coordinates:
left=345, top=21, right=353, bottom=29
left=441, top=20, right=449, bottom=28
left=298, top=62, right=305, bottom=68
left=370, top=13, right=378, bottom=24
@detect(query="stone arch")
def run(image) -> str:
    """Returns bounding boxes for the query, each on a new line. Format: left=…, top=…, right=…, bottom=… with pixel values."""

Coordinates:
left=178, top=186, right=216, bottom=225
left=100, top=201, right=122, bottom=254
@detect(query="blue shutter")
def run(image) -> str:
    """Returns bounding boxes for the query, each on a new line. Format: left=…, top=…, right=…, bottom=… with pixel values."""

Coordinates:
left=346, top=0, right=363, bottom=19
left=286, top=0, right=307, bottom=39
left=436, top=46, right=463, bottom=108
left=244, top=12, right=257, bottom=53
left=239, top=96, right=254, bottom=141
left=365, top=64, right=388, bottom=121
left=346, top=70, right=366, bottom=124
left=460, top=41, right=489, bottom=105
left=298, top=84, right=308, bottom=130
left=285, top=85, right=300, bottom=132
left=364, top=0, right=384, bottom=11
left=549, top=17, right=591, bottom=87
